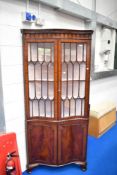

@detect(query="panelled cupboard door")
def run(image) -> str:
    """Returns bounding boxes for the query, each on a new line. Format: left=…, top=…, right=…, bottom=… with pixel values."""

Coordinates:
left=27, top=122, right=57, bottom=165
left=58, top=120, right=88, bottom=164
left=25, top=41, right=58, bottom=120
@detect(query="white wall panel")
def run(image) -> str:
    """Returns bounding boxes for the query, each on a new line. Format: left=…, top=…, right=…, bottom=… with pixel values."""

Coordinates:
left=3, top=84, right=20, bottom=104
left=5, top=118, right=25, bottom=135
left=4, top=101, right=24, bottom=122
left=0, top=26, right=22, bottom=46
left=40, top=4, right=84, bottom=29
left=96, top=0, right=117, bottom=20
left=2, top=65, right=23, bottom=85
left=16, top=132, right=27, bottom=172
left=0, top=0, right=26, bottom=27
left=1, top=46, right=23, bottom=66
left=90, top=76, right=117, bottom=108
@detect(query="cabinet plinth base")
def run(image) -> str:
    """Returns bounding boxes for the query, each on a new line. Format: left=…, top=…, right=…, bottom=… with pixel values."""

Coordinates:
left=27, top=161, right=87, bottom=173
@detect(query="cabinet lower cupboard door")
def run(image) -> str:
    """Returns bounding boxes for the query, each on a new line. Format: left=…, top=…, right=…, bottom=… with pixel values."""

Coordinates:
left=22, top=29, right=93, bottom=171
left=28, top=122, right=57, bottom=165
left=58, top=121, right=87, bottom=165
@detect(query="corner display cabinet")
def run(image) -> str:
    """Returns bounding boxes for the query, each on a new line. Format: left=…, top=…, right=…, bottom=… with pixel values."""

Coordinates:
left=22, top=29, right=93, bottom=172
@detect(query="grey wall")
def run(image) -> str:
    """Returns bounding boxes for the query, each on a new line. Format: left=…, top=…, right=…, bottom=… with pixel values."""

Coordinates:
left=0, top=51, right=5, bottom=132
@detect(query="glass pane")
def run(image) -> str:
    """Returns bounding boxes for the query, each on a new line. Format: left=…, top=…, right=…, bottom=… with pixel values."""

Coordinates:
left=74, top=62, right=79, bottom=80
left=64, top=99, right=69, bottom=117
left=51, top=45, right=54, bottom=63
left=29, top=82, right=35, bottom=99
left=28, top=63, right=34, bottom=80
left=82, top=100, right=85, bottom=116
left=80, top=63, right=86, bottom=80
left=62, top=63, right=67, bottom=80
left=70, top=99, right=75, bottom=116
left=36, top=82, right=41, bottom=99
left=62, top=43, right=64, bottom=62
left=33, top=100, right=38, bottom=116
left=31, top=43, right=37, bottom=61
left=71, top=43, right=76, bottom=62
left=48, top=82, right=54, bottom=100
left=28, top=44, right=31, bottom=62
left=73, top=81, right=79, bottom=98
left=68, top=63, right=73, bottom=80
left=84, top=44, right=86, bottom=61
left=79, top=82, right=85, bottom=98
left=42, top=82, right=47, bottom=99
left=62, top=82, right=67, bottom=99
left=68, top=81, right=72, bottom=99
left=35, top=63, right=41, bottom=80
left=52, top=100, right=54, bottom=118
left=42, top=63, right=47, bottom=80
left=48, top=63, right=54, bottom=81
left=76, top=99, right=81, bottom=116
left=46, top=100, right=51, bottom=117
left=30, top=100, right=32, bottom=117
left=38, top=43, right=44, bottom=62
left=61, top=100, right=63, bottom=118
left=38, top=43, right=54, bottom=62
left=39, top=100, right=45, bottom=116
left=65, top=43, right=70, bottom=62
left=77, top=44, right=83, bottom=62
left=45, top=43, right=51, bottom=62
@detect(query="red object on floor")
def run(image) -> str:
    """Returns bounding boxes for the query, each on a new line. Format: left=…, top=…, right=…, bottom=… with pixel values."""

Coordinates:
left=0, top=132, right=22, bottom=175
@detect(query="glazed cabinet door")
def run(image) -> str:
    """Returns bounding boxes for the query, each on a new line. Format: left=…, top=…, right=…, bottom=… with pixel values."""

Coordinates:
left=25, top=41, right=58, bottom=120
left=59, top=41, right=89, bottom=119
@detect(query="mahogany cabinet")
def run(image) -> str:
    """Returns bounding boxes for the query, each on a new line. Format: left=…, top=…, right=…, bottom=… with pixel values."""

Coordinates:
left=22, top=29, right=93, bottom=171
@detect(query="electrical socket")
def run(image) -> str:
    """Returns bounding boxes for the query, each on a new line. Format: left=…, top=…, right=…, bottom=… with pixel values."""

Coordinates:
left=22, top=12, right=36, bottom=23
left=36, top=18, right=45, bottom=26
